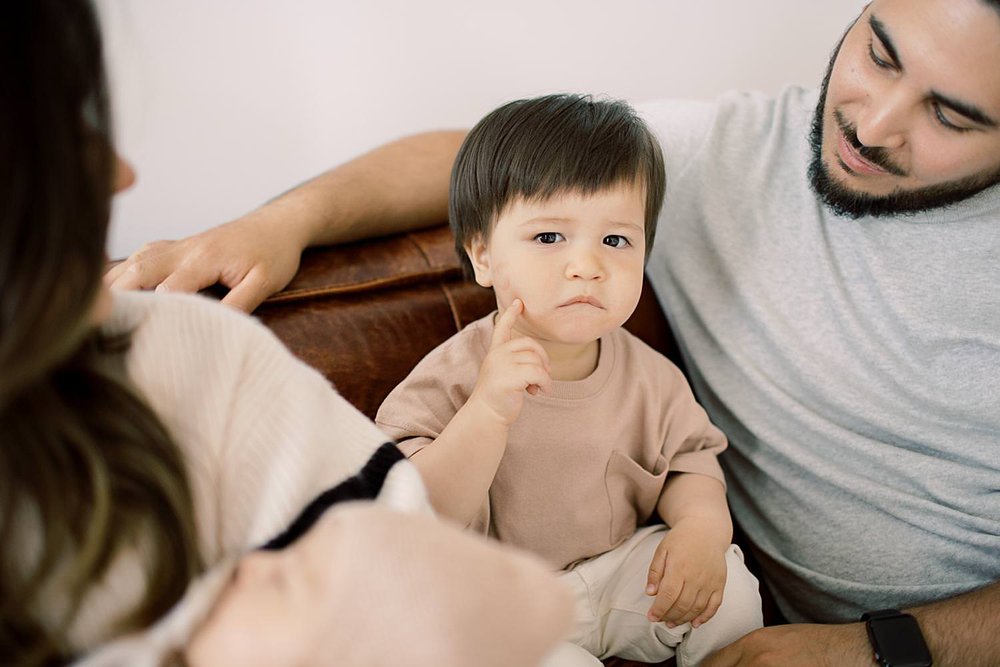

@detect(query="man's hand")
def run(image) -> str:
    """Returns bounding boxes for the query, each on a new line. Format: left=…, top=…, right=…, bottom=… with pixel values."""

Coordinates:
left=701, top=622, right=872, bottom=666
left=645, top=519, right=728, bottom=629
left=468, top=299, right=552, bottom=427
left=104, top=212, right=304, bottom=312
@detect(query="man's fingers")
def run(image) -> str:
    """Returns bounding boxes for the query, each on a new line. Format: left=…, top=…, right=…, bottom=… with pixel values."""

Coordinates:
left=103, top=260, right=127, bottom=285
left=155, top=263, right=227, bottom=297
left=219, top=268, right=273, bottom=313
left=104, top=242, right=166, bottom=286
left=490, top=299, right=523, bottom=349
left=106, top=245, right=180, bottom=291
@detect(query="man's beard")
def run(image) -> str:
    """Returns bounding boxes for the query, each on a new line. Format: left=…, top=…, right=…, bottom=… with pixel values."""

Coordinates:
left=807, top=40, right=1000, bottom=219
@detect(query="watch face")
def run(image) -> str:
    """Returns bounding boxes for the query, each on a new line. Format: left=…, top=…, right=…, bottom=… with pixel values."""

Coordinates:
left=871, top=615, right=932, bottom=666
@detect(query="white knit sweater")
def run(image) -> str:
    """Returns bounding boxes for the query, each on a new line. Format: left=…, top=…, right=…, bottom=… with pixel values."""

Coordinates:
left=26, top=291, right=397, bottom=654
left=68, top=293, right=572, bottom=667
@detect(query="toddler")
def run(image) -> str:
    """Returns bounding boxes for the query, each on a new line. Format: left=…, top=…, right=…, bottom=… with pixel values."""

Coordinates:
left=377, top=93, right=763, bottom=666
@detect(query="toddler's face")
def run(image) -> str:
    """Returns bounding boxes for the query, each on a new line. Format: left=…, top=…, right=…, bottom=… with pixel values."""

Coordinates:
left=466, top=183, right=647, bottom=345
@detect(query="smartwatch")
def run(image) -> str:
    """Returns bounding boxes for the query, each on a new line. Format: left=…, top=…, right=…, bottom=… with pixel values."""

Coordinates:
left=860, top=609, right=933, bottom=667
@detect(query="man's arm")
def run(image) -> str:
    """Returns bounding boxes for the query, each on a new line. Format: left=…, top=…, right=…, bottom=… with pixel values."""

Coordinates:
left=703, top=581, right=1000, bottom=666
left=105, top=130, right=467, bottom=312
left=914, top=580, right=1000, bottom=666
left=281, top=129, right=466, bottom=246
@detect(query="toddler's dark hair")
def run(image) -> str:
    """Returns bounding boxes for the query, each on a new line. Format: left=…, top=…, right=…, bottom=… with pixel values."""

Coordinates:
left=449, top=93, right=666, bottom=278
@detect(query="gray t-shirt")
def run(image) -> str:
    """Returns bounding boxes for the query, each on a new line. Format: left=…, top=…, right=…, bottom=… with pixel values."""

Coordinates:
left=638, top=86, right=1000, bottom=623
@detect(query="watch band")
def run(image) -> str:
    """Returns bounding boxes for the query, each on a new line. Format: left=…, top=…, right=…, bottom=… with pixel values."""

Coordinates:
left=861, top=609, right=933, bottom=667
left=861, top=608, right=906, bottom=622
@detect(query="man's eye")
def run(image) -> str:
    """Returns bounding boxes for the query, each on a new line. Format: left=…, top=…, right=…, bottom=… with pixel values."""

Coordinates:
left=535, top=232, right=563, bottom=244
left=932, top=102, right=972, bottom=133
left=868, top=41, right=893, bottom=70
left=603, top=235, right=630, bottom=248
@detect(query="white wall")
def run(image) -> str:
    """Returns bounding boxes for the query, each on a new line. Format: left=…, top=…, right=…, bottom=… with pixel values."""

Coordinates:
left=98, top=1, right=864, bottom=259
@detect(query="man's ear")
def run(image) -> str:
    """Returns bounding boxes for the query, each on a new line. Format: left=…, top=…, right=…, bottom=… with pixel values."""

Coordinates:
left=465, top=235, right=493, bottom=288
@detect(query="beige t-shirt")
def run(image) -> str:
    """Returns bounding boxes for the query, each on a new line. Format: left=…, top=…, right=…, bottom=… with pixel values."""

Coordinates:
left=377, top=313, right=728, bottom=570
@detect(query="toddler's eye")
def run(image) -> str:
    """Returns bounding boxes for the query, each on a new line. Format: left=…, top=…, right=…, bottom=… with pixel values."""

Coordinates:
left=603, top=235, right=630, bottom=248
left=535, top=232, right=564, bottom=244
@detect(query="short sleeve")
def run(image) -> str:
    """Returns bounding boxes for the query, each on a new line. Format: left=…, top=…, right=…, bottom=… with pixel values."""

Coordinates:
left=660, top=363, right=728, bottom=488
left=375, top=330, right=482, bottom=458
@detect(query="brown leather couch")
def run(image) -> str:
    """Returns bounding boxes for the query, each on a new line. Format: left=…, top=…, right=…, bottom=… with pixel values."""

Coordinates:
left=253, top=223, right=776, bottom=667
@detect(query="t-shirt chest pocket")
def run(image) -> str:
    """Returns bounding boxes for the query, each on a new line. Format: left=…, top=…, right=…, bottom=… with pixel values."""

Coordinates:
left=604, top=450, right=669, bottom=546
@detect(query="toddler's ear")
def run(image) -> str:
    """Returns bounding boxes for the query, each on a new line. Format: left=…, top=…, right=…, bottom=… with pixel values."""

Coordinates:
left=464, top=235, right=493, bottom=288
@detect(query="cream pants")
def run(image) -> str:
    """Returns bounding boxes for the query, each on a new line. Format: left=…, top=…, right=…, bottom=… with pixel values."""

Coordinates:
left=541, top=525, right=763, bottom=667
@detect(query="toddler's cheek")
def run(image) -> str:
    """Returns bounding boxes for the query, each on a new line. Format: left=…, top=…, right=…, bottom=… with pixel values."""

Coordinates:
left=495, top=274, right=512, bottom=292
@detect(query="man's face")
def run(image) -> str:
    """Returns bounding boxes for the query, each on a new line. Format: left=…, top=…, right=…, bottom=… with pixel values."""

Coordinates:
left=809, top=0, right=1000, bottom=218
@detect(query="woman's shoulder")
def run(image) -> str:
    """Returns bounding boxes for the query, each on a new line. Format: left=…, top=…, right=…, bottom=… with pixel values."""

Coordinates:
left=107, top=290, right=268, bottom=343
left=106, top=291, right=297, bottom=430
left=107, top=290, right=290, bottom=372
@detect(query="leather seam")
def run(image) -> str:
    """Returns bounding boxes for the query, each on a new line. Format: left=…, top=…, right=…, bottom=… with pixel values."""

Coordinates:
left=263, top=268, right=461, bottom=304
left=406, top=231, right=438, bottom=270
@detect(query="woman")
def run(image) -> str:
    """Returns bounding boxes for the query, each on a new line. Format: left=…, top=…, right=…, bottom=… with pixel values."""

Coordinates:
left=0, top=3, right=569, bottom=665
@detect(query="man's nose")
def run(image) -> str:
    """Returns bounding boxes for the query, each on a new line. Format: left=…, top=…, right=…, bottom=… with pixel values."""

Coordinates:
left=855, top=88, right=909, bottom=150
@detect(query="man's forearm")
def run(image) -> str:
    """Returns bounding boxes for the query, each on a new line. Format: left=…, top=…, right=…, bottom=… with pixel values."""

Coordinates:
left=701, top=582, right=1000, bottom=667
left=255, top=129, right=467, bottom=248
left=909, top=580, right=1000, bottom=666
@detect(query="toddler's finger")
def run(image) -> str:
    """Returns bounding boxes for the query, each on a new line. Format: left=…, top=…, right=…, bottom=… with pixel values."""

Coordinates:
left=645, top=543, right=668, bottom=596
left=691, top=591, right=723, bottom=629
left=521, top=364, right=552, bottom=395
left=507, top=335, right=550, bottom=373
left=647, top=577, right=683, bottom=622
left=676, top=589, right=710, bottom=626
left=661, top=588, right=696, bottom=627
left=490, top=299, right=523, bottom=349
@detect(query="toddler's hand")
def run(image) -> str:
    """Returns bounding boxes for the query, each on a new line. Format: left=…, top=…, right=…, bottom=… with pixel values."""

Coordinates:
left=645, top=520, right=728, bottom=629
left=469, top=300, right=551, bottom=426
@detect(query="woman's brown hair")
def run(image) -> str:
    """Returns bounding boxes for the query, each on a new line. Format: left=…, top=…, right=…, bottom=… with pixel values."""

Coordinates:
left=0, top=2, right=202, bottom=664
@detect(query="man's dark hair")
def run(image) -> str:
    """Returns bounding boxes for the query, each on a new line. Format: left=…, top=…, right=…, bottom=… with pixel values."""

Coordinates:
left=449, top=93, right=666, bottom=278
